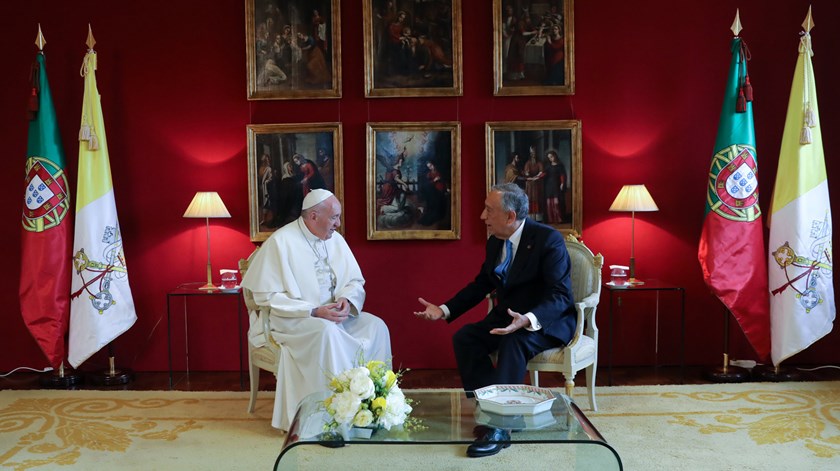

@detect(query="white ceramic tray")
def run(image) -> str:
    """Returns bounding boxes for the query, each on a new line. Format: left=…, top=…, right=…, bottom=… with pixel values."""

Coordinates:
left=474, top=384, right=557, bottom=416
left=475, top=408, right=557, bottom=430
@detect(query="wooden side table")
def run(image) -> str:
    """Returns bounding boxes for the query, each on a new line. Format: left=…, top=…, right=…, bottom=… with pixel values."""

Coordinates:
left=166, top=282, right=245, bottom=389
left=605, top=279, right=686, bottom=385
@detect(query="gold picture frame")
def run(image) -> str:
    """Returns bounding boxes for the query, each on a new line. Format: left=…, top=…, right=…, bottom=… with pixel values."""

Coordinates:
left=245, top=0, right=342, bottom=100
left=486, top=120, right=582, bottom=235
left=366, top=121, right=461, bottom=240
left=493, top=0, right=575, bottom=96
left=362, top=0, right=463, bottom=98
left=247, top=123, right=343, bottom=242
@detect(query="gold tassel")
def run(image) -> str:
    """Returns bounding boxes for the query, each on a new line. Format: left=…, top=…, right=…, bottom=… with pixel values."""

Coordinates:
left=88, top=131, right=99, bottom=150
left=800, top=126, right=812, bottom=145
left=79, top=123, right=91, bottom=141
left=804, top=103, right=816, bottom=128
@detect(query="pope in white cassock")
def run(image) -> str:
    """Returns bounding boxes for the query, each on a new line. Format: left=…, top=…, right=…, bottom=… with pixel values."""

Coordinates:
left=242, top=189, right=392, bottom=431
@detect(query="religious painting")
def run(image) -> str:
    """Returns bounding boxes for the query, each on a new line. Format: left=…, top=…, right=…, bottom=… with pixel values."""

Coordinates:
left=246, top=0, right=342, bottom=100
left=366, top=122, right=461, bottom=240
left=362, top=0, right=463, bottom=98
left=486, top=120, right=582, bottom=235
left=247, top=123, right=343, bottom=242
left=492, top=0, right=575, bottom=96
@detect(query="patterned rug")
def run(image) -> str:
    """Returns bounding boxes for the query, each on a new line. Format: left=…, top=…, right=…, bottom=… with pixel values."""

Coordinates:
left=588, top=381, right=840, bottom=471
left=0, top=382, right=838, bottom=470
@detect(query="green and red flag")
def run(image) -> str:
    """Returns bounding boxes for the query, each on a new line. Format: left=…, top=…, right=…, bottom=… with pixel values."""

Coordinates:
left=698, top=13, right=770, bottom=361
left=768, top=9, right=834, bottom=366
left=20, top=26, right=73, bottom=369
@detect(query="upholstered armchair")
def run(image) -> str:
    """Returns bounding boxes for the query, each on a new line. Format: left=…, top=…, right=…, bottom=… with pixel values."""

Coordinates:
left=532, top=234, right=603, bottom=410
left=238, top=248, right=281, bottom=413
left=490, top=233, right=603, bottom=410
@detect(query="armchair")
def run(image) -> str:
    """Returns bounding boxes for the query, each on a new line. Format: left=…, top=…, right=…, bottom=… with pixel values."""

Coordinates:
left=532, top=234, right=603, bottom=410
left=239, top=247, right=281, bottom=413
left=490, top=233, right=603, bottom=410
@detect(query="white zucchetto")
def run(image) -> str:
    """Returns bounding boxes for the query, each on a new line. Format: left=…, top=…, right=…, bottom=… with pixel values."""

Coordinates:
left=301, top=189, right=334, bottom=210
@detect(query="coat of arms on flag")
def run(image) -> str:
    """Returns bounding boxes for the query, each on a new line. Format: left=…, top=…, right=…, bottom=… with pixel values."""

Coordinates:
left=707, top=145, right=760, bottom=220
left=23, top=158, right=69, bottom=228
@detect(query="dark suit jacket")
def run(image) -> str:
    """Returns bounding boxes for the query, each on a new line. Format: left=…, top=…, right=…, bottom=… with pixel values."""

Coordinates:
left=444, top=218, right=577, bottom=344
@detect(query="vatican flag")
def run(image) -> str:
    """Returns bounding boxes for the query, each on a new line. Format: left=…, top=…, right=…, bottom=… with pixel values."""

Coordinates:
left=69, top=32, right=137, bottom=368
left=768, top=10, right=834, bottom=367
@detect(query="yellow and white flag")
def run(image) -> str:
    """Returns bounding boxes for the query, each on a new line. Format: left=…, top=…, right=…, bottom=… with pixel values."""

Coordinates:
left=768, top=11, right=834, bottom=367
left=68, top=37, right=136, bottom=368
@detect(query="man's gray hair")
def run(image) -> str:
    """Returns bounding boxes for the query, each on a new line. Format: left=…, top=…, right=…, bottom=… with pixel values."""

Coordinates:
left=491, top=183, right=529, bottom=221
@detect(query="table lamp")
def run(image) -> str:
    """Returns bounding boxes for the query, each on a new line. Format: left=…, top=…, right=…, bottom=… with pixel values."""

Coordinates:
left=183, top=192, right=231, bottom=290
left=608, top=184, right=659, bottom=284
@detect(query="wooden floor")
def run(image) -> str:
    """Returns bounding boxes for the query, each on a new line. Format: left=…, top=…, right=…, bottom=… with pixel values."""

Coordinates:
left=2, top=365, right=838, bottom=391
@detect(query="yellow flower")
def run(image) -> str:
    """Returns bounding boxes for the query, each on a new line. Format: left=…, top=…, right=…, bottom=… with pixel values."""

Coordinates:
left=365, top=360, right=385, bottom=372
left=371, top=396, right=387, bottom=415
left=324, top=395, right=334, bottom=410
left=329, top=377, right=344, bottom=391
left=384, top=370, right=397, bottom=389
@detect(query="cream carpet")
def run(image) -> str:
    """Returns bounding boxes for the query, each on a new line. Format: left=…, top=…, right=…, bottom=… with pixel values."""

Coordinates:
left=0, top=382, right=838, bottom=470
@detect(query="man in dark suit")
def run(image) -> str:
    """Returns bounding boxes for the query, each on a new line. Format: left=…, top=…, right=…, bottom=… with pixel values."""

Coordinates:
left=415, top=183, right=576, bottom=458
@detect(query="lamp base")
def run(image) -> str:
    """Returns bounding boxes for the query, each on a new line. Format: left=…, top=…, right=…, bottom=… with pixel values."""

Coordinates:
left=199, top=283, right=219, bottom=290
left=627, top=277, right=645, bottom=285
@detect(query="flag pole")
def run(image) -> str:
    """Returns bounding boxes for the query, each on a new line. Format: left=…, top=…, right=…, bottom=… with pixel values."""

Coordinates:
left=87, top=343, right=134, bottom=385
left=703, top=306, right=750, bottom=382
left=39, top=361, right=85, bottom=388
left=757, top=6, right=826, bottom=382
left=24, top=25, right=84, bottom=389
left=78, top=24, right=132, bottom=387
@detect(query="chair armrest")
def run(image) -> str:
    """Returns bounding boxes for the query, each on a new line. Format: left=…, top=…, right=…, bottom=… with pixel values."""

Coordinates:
left=564, top=301, right=587, bottom=348
left=579, top=292, right=600, bottom=308
left=259, top=306, right=280, bottom=349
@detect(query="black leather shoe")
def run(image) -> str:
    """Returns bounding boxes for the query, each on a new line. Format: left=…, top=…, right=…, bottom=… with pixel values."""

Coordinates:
left=466, top=427, right=511, bottom=458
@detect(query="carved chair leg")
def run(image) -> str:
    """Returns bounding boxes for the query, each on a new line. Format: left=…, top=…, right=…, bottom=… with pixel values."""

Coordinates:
left=530, top=370, right=540, bottom=387
left=564, top=375, right=575, bottom=398
left=247, top=353, right=259, bottom=413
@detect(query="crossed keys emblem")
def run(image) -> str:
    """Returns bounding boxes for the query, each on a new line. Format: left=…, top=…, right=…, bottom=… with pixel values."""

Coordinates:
left=771, top=225, right=833, bottom=313
left=71, top=226, right=128, bottom=315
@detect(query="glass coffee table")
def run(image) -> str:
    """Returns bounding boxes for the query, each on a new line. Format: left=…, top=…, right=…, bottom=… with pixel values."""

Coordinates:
left=275, top=389, right=622, bottom=470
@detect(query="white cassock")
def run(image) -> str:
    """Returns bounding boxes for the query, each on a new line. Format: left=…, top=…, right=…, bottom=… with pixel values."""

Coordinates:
left=241, top=218, right=392, bottom=431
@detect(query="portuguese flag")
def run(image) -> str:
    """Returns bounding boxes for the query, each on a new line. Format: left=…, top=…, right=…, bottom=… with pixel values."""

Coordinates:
left=20, top=42, right=73, bottom=369
left=697, top=34, right=770, bottom=361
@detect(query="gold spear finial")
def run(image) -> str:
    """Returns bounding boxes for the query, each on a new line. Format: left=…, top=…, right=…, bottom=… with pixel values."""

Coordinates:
left=730, top=9, right=743, bottom=37
left=34, top=24, right=46, bottom=51
left=86, top=23, right=96, bottom=50
left=802, top=6, right=814, bottom=33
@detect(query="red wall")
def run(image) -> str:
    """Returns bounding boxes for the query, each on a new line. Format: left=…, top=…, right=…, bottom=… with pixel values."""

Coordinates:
left=2, top=1, right=838, bottom=374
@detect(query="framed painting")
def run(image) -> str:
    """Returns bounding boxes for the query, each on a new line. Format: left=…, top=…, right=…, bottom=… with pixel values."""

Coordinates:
left=362, top=0, right=463, bottom=98
left=492, top=0, right=575, bottom=96
left=245, top=0, right=342, bottom=100
left=247, top=123, right=343, bottom=242
left=486, top=120, right=582, bottom=235
left=366, top=122, right=461, bottom=240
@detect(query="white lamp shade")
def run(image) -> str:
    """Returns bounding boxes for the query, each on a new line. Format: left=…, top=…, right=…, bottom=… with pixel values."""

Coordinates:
left=609, top=185, right=659, bottom=212
left=183, top=192, right=231, bottom=218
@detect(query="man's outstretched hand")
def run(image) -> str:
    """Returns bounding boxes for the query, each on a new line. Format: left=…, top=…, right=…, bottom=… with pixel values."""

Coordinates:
left=413, top=297, right=444, bottom=321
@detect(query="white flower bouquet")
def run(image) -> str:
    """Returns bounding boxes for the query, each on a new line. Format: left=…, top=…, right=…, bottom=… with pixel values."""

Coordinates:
left=323, top=360, right=414, bottom=432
